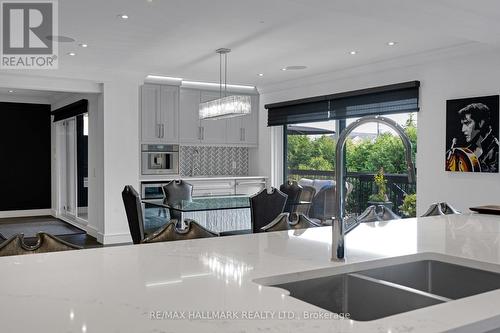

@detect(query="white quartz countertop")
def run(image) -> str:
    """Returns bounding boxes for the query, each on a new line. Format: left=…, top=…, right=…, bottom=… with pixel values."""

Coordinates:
left=2, top=214, right=500, bottom=332
left=140, top=175, right=268, bottom=182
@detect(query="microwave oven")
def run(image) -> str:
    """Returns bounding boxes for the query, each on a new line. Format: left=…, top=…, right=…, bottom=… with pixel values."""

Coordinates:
left=141, top=144, right=179, bottom=175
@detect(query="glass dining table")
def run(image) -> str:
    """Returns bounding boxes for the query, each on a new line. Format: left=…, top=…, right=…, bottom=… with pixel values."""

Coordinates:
left=142, top=195, right=312, bottom=234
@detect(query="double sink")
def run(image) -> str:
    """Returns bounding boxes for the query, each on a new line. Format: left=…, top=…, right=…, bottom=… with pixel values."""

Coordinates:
left=259, top=255, right=500, bottom=321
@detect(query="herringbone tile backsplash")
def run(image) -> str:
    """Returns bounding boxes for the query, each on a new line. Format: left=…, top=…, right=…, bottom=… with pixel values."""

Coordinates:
left=180, top=146, right=249, bottom=176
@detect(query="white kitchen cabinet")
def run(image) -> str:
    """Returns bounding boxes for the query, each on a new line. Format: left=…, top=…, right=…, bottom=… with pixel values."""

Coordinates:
left=190, top=179, right=236, bottom=197
left=226, top=95, right=259, bottom=146
left=199, top=90, right=228, bottom=144
left=141, top=84, right=179, bottom=143
left=179, top=89, right=201, bottom=144
left=178, top=88, right=259, bottom=146
left=235, top=177, right=267, bottom=195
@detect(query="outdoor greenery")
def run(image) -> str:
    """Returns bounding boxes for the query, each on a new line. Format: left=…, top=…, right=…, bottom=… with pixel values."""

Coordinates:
left=368, top=168, right=389, bottom=202
left=399, top=193, right=417, bottom=217
left=287, top=114, right=417, bottom=174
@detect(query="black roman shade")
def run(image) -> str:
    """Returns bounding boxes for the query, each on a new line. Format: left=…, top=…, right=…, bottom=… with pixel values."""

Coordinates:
left=266, top=81, right=420, bottom=126
left=52, top=99, right=88, bottom=122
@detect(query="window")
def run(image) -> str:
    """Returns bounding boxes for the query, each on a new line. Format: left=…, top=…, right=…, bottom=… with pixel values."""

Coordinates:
left=266, top=82, right=419, bottom=218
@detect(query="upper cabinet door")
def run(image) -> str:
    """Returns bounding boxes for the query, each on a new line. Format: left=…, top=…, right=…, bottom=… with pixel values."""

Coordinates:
left=141, top=84, right=179, bottom=143
left=199, top=90, right=227, bottom=144
left=160, top=85, right=179, bottom=143
left=141, top=84, right=162, bottom=143
left=243, top=95, right=259, bottom=145
left=179, top=89, right=201, bottom=144
left=226, top=94, right=258, bottom=146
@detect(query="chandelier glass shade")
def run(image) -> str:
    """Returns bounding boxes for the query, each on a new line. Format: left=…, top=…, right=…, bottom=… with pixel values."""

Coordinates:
left=199, top=95, right=251, bottom=120
left=199, top=48, right=251, bottom=120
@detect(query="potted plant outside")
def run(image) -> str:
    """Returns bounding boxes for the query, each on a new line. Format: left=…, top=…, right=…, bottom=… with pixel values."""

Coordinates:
left=399, top=193, right=417, bottom=218
left=367, top=167, right=393, bottom=210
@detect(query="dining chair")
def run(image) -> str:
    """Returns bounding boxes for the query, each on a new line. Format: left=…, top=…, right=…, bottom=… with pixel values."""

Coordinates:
left=162, top=180, right=193, bottom=222
left=122, top=185, right=146, bottom=244
left=142, top=219, right=218, bottom=243
left=261, top=212, right=321, bottom=232
left=0, top=233, right=81, bottom=257
left=421, top=202, right=461, bottom=217
left=280, top=181, right=303, bottom=213
left=250, top=188, right=288, bottom=233
left=295, top=185, right=316, bottom=216
left=310, top=182, right=353, bottom=225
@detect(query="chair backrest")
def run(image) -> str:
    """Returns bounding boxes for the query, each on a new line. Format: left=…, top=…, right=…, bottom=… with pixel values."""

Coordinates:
left=310, top=182, right=353, bottom=221
left=0, top=233, right=81, bottom=257
left=250, top=188, right=288, bottom=233
left=280, top=181, right=303, bottom=213
left=122, top=185, right=145, bottom=244
left=162, top=180, right=193, bottom=221
left=162, top=180, right=193, bottom=205
left=295, top=185, right=316, bottom=215
left=142, top=219, right=218, bottom=243
left=310, top=184, right=336, bottom=220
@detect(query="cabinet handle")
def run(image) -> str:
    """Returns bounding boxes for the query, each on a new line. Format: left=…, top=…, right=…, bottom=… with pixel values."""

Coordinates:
left=242, top=128, right=245, bottom=141
left=157, top=124, right=161, bottom=138
left=201, top=127, right=205, bottom=140
left=198, top=126, right=202, bottom=140
left=161, top=124, right=165, bottom=138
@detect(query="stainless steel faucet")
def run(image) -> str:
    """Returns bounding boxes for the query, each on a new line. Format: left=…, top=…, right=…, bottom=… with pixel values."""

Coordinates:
left=332, top=115, right=416, bottom=261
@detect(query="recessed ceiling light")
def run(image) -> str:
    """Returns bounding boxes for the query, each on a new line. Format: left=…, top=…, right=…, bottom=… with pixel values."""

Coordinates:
left=349, top=50, right=357, bottom=55
left=258, top=73, right=264, bottom=77
left=282, top=65, right=307, bottom=71
left=78, top=43, right=88, bottom=48
left=8, top=90, right=14, bottom=93
left=117, top=14, right=129, bottom=20
left=67, top=52, right=76, bottom=56
left=281, top=68, right=287, bottom=71
left=387, top=41, right=397, bottom=46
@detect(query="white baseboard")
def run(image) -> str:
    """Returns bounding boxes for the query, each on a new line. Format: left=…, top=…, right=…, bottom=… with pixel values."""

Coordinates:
left=101, top=232, right=132, bottom=245
left=0, top=209, right=52, bottom=219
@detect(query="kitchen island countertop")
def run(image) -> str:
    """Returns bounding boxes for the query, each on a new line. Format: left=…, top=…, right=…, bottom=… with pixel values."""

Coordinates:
left=2, top=214, right=500, bottom=332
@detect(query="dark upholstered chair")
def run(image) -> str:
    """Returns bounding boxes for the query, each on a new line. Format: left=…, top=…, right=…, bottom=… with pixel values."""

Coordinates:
left=0, top=233, right=81, bottom=257
left=162, top=180, right=193, bottom=221
left=261, top=213, right=321, bottom=232
left=142, top=219, right=218, bottom=243
left=280, top=181, right=303, bottom=213
left=309, top=182, right=353, bottom=225
left=122, top=185, right=145, bottom=244
left=295, top=185, right=316, bottom=216
left=250, top=188, right=288, bottom=233
left=421, top=202, right=461, bottom=217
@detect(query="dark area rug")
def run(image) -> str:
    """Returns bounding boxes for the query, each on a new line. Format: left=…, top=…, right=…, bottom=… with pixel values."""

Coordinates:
left=0, top=216, right=85, bottom=240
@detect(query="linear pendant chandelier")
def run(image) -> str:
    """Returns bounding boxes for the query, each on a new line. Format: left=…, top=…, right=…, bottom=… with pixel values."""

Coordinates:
left=199, top=48, right=251, bottom=120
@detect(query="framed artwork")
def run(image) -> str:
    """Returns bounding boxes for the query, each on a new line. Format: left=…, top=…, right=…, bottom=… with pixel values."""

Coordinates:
left=445, top=95, right=499, bottom=173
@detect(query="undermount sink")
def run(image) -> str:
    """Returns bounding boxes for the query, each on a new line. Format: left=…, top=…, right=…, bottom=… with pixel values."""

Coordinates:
left=264, top=256, right=500, bottom=321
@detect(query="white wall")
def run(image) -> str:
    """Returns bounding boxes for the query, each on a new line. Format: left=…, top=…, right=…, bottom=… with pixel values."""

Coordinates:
left=255, top=49, right=500, bottom=215
left=101, top=80, right=141, bottom=244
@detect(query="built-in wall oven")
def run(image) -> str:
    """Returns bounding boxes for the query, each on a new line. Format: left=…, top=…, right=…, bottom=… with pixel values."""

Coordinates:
left=141, top=144, right=179, bottom=175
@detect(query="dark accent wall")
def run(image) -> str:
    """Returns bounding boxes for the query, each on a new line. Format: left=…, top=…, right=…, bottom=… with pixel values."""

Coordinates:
left=0, top=102, right=51, bottom=211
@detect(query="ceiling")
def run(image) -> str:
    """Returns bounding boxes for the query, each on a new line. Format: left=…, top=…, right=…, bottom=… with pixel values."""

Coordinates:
left=53, top=0, right=500, bottom=87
